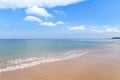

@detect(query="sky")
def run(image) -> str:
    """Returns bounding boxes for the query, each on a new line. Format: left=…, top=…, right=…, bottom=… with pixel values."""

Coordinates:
left=0, top=0, right=120, bottom=39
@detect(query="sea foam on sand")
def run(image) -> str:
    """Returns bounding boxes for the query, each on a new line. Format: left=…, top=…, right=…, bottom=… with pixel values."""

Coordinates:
left=0, top=49, right=95, bottom=73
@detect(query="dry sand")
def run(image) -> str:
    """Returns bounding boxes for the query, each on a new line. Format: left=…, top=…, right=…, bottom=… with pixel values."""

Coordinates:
left=0, top=44, right=120, bottom=80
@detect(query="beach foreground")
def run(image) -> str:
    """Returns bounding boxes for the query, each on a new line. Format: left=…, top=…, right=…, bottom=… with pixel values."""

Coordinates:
left=0, top=43, right=120, bottom=80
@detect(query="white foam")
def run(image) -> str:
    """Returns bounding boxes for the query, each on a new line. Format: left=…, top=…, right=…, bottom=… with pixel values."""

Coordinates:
left=0, top=50, right=92, bottom=73
left=8, top=57, right=44, bottom=64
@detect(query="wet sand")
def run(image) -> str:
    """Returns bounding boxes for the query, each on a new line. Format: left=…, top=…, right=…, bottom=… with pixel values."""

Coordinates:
left=0, top=43, right=120, bottom=80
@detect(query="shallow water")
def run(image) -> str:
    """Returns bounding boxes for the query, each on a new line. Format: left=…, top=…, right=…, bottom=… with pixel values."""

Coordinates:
left=0, top=39, right=119, bottom=73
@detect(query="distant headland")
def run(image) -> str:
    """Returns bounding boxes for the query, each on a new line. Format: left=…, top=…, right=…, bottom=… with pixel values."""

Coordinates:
left=112, top=37, right=120, bottom=39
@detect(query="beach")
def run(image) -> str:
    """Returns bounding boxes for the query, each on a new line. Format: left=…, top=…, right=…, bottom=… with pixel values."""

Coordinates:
left=0, top=0, right=120, bottom=79
left=0, top=43, right=120, bottom=80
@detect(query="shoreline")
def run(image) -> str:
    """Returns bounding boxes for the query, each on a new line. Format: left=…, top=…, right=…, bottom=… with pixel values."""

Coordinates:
left=0, top=43, right=120, bottom=80
left=0, top=39, right=117, bottom=73
left=0, top=49, right=96, bottom=73
left=0, top=47, right=101, bottom=73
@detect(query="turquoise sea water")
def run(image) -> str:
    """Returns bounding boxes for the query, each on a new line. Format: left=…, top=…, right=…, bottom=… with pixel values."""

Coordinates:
left=0, top=39, right=119, bottom=73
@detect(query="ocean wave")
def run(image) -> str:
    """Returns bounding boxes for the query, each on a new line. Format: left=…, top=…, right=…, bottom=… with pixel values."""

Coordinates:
left=0, top=50, right=93, bottom=73
left=8, top=57, right=45, bottom=64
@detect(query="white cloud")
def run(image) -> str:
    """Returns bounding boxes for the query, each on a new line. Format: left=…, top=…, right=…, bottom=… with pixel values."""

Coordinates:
left=56, top=21, right=64, bottom=25
left=54, top=10, right=66, bottom=15
left=68, top=25, right=85, bottom=30
left=0, top=0, right=85, bottom=9
left=24, top=16, right=42, bottom=23
left=24, top=16, right=64, bottom=27
left=40, top=22, right=56, bottom=26
left=40, top=21, right=64, bottom=27
left=106, top=28, right=120, bottom=32
left=0, top=0, right=85, bottom=28
left=25, top=6, right=52, bottom=18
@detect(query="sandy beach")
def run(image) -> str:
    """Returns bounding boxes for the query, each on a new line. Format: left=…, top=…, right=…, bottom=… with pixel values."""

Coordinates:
left=0, top=43, right=120, bottom=80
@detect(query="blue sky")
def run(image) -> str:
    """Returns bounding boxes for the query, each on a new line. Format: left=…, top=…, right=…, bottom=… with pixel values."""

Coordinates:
left=0, top=0, right=120, bottom=39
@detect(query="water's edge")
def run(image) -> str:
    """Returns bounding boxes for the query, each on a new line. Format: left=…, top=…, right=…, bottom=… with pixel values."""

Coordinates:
left=0, top=49, right=98, bottom=73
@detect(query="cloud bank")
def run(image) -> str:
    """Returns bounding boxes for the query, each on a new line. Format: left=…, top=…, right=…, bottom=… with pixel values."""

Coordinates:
left=90, top=25, right=120, bottom=33
left=0, top=0, right=85, bottom=9
left=106, top=28, right=120, bottom=32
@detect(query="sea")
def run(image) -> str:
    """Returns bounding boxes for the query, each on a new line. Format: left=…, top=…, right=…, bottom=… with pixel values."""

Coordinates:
left=0, top=39, right=119, bottom=73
